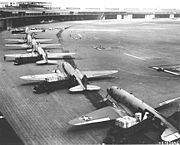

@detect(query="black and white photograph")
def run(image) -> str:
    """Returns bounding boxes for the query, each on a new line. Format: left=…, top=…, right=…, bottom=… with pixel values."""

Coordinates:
left=0, top=0, right=180, bottom=144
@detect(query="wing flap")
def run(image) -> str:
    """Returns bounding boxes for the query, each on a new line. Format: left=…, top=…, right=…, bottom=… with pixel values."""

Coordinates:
left=69, top=106, right=125, bottom=125
left=82, top=70, right=118, bottom=78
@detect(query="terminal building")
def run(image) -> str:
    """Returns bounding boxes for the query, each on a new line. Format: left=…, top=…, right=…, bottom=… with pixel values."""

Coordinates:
left=0, top=1, right=52, bottom=9
left=0, top=1, right=180, bottom=30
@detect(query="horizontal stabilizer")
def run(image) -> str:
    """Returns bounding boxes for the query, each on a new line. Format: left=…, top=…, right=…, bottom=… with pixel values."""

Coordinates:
left=86, top=85, right=101, bottom=91
left=69, top=85, right=100, bottom=92
left=161, top=128, right=180, bottom=142
left=36, top=60, right=58, bottom=65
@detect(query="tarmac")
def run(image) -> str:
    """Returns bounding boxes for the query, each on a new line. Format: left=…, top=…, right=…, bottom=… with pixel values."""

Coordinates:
left=0, top=19, right=180, bottom=144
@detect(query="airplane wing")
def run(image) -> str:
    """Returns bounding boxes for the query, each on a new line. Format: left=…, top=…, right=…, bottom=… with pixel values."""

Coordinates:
left=4, top=53, right=38, bottom=59
left=82, top=70, right=118, bottom=79
left=20, top=72, right=67, bottom=82
left=40, top=44, right=61, bottom=48
left=47, top=52, right=76, bottom=59
left=69, top=106, right=126, bottom=125
left=35, top=39, right=52, bottom=43
left=5, top=43, right=30, bottom=48
left=5, top=39, right=25, bottom=43
left=161, top=128, right=180, bottom=142
left=69, top=84, right=100, bottom=92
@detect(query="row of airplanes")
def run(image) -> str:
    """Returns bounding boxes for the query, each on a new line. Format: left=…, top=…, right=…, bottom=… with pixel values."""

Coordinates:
left=4, top=27, right=180, bottom=143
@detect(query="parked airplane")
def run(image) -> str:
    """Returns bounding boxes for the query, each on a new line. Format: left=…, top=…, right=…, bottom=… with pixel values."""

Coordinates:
left=5, top=34, right=61, bottom=51
left=69, top=86, right=180, bottom=142
left=20, top=62, right=118, bottom=92
left=11, top=27, right=45, bottom=34
left=5, top=33, right=52, bottom=46
left=4, top=43, right=75, bottom=65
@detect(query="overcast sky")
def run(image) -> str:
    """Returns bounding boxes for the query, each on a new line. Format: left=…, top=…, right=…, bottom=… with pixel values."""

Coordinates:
left=2, top=0, right=180, bottom=9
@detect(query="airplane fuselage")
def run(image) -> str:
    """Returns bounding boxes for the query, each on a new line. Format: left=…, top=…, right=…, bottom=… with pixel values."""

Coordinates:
left=108, top=86, right=178, bottom=133
left=36, top=46, right=46, bottom=60
left=62, top=62, right=85, bottom=89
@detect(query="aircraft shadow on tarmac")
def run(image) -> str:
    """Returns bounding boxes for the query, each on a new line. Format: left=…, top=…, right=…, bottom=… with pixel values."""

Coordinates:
left=7, top=57, right=76, bottom=65
left=20, top=80, right=72, bottom=94
left=20, top=76, right=115, bottom=94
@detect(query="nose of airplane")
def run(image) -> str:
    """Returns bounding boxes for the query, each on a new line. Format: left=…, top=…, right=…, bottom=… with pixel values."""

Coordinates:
left=107, top=86, right=123, bottom=98
left=107, top=86, right=118, bottom=95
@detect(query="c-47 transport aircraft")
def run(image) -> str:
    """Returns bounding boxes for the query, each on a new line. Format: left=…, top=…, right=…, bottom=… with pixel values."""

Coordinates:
left=4, top=42, right=75, bottom=65
left=5, top=33, right=52, bottom=44
left=20, top=62, right=118, bottom=92
left=69, top=86, right=180, bottom=142
left=5, top=32, right=54, bottom=49
left=11, top=27, right=45, bottom=34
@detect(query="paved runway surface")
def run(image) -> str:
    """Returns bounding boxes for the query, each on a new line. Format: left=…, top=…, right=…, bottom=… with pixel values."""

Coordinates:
left=1, top=19, right=180, bottom=144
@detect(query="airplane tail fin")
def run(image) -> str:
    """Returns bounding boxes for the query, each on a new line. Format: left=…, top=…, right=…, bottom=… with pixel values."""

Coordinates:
left=82, top=75, right=88, bottom=89
left=36, top=60, right=58, bottom=65
left=161, top=128, right=180, bottom=142
left=69, top=85, right=100, bottom=92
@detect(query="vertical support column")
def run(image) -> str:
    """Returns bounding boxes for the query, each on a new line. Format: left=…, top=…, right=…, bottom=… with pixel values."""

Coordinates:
left=0, top=19, right=6, bottom=30
left=117, top=14, right=122, bottom=20
left=6, top=19, right=12, bottom=30
left=124, top=14, right=133, bottom=19
left=145, top=14, right=155, bottom=19
left=170, top=14, right=174, bottom=19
